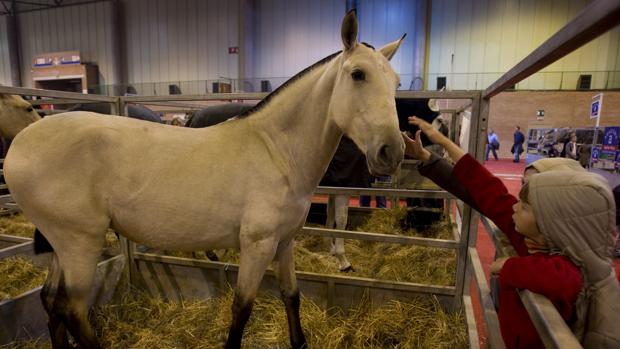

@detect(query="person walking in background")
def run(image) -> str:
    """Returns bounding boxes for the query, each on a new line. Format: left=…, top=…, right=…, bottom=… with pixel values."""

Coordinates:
left=486, top=130, right=500, bottom=161
left=512, top=126, right=525, bottom=163
left=565, top=133, right=578, bottom=160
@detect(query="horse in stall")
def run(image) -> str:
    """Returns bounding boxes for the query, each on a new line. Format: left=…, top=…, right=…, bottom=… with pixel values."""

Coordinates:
left=0, top=94, right=41, bottom=155
left=0, top=94, right=41, bottom=196
left=4, top=10, right=405, bottom=349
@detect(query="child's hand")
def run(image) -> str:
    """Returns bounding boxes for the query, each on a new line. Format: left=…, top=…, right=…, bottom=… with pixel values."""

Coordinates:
left=401, top=131, right=431, bottom=161
left=407, top=116, right=447, bottom=145
left=490, top=257, right=509, bottom=275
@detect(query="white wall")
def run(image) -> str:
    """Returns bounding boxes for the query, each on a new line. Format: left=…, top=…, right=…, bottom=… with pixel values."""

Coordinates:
left=17, top=1, right=117, bottom=88
left=123, top=0, right=239, bottom=94
left=251, top=0, right=345, bottom=88
left=427, top=0, right=620, bottom=90
left=357, top=0, right=422, bottom=90
left=1, top=0, right=618, bottom=93
left=251, top=0, right=422, bottom=90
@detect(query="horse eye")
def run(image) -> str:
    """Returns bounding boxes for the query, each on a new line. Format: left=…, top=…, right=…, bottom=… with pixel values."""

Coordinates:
left=351, top=70, right=365, bottom=81
left=26, top=107, right=34, bottom=112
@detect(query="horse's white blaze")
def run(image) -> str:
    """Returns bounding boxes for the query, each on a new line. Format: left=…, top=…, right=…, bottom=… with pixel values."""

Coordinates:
left=0, top=94, right=41, bottom=139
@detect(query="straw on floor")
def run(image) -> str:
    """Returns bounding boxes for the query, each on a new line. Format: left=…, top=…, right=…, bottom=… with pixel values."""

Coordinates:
left=0, top=256, right=47, bottom=301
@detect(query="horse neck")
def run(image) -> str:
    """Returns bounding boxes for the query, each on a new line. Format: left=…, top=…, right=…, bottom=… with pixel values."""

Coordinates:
left=250, top=58, right=343, bottom=194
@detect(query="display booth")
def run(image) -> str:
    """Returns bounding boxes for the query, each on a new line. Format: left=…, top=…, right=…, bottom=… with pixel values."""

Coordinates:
left=31, top=51, right=98, bottom=94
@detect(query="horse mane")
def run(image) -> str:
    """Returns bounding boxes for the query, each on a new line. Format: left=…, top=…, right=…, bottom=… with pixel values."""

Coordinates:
left=237, top=50, right=342, bottom=119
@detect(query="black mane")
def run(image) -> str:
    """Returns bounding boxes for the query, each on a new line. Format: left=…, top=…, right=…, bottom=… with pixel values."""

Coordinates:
left=237, top=51, right=342, bottom=119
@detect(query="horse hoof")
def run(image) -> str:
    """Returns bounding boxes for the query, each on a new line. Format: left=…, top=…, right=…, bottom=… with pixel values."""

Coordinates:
left=339, top=265, right=354, bottom=272
left=206, top=251, right=219, bottom=261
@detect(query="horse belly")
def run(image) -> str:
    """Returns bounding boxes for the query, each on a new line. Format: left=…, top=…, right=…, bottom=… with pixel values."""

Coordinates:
left=110, top=204, right=242, bottom=251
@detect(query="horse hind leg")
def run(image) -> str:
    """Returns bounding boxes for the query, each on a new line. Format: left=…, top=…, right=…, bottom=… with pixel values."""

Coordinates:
left=41, top=254, right=70, bottom=348
left=40, top=232, right=104, bottom=349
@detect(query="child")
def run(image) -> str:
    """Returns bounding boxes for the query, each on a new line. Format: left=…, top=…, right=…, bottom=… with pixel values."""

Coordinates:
left=403, top=117, right=620, bottom=349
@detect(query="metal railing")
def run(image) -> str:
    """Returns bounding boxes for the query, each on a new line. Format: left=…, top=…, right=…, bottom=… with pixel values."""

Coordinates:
left=427, top=70, right=620, bottom=91
left=476, top=217, right=583, bottom=349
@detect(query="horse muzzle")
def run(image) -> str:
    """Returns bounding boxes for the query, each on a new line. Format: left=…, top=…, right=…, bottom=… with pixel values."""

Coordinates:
left=366, top=137, right=405, bottom=176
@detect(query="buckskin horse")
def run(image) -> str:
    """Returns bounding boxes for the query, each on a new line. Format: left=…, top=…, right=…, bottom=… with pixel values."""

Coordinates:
left=4, top=10, right=405, bottom=349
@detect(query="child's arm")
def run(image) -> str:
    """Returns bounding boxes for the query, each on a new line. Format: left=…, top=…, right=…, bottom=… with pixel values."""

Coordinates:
left=404, top=119, right=528, bottom=255
left=452, top=155, right=528, bottom=255
left=499, top=255, right=582, bottom=306
left=416, top=151, right=477, bottom=209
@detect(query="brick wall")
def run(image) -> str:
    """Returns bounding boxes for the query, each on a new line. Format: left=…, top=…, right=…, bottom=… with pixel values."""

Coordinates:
left=488, top=91, right=620, bottom=158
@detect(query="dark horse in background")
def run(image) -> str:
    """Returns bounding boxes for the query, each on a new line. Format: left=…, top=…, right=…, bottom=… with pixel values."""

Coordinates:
left=396, top=98, right=449, bottom=230
left=67, top=103, right=162, bottom=123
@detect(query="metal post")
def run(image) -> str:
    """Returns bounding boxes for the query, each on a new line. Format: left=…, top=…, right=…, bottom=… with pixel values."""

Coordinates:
left=452, top=92, right=487, bottom=310
left=6, top=1, right=21, bottom=87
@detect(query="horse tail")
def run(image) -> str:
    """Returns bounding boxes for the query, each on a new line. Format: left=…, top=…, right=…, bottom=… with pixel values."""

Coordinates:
left=34, top=228, right=54, bottom=254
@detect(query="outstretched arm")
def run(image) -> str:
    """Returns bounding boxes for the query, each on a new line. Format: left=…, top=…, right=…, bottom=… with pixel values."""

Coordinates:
left=403, top=117, right=465, bottom=163
left=403, top=118, right=527, bottom=255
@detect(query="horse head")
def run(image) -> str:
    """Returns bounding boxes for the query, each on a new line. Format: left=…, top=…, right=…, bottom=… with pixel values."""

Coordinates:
left=329, top=10, right=405, bottom=177
left=0, top=94, right=41, bottom=139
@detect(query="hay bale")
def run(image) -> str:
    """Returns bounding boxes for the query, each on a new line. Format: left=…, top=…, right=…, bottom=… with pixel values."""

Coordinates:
left=0, top=213, right=36, bottom=238
left=0, top=256, right=47, bottom=301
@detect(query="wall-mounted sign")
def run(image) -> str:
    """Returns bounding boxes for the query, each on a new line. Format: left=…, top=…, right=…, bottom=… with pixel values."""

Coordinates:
left=590, top=93, right=603, bottom=119
left=228, top=47, right=239, bottom=54
left=592, top=146, right=600, bottom=163
left=536, top=109, right=545, bottom=121
left=603, top=126, right=620, bottom=151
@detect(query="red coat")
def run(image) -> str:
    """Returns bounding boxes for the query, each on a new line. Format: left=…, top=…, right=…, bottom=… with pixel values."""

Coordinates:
left=453, top=155, right=583, bottom=349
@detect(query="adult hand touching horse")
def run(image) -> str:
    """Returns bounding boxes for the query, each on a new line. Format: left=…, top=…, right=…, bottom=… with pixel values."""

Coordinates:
left=405, top=116, right=466, bottom=163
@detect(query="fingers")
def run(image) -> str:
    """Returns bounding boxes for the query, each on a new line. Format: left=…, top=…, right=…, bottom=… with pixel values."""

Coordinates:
left=408, top=116, right=433, bottom=131
left=401, top=131, right=413, bottom=143
left=415, top=130, right=423, bottom=146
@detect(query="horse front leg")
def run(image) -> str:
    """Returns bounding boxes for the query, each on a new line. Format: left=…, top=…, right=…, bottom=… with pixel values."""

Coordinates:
left=225, top=236, right=278, bottom=349
left=333, top=195, right=352, bottom=272
left=273, top=239, right=307, bottom=349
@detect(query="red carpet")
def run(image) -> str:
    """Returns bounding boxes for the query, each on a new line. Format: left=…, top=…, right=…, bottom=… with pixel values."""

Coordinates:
left=472, top=158, right=620, bottom=347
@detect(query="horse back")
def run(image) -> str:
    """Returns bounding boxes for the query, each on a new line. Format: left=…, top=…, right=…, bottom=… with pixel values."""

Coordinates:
left=6, top=112, right=301, bottom=247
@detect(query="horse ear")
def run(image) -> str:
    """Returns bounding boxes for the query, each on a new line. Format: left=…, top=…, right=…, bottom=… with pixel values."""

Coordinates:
left=341, top=9, right=358, bottom=51
left=379, top=33, right=407, bottom=61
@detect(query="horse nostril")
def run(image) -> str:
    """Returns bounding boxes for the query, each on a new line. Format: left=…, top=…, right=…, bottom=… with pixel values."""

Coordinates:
left=378, top=144, right=390, bottom=162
